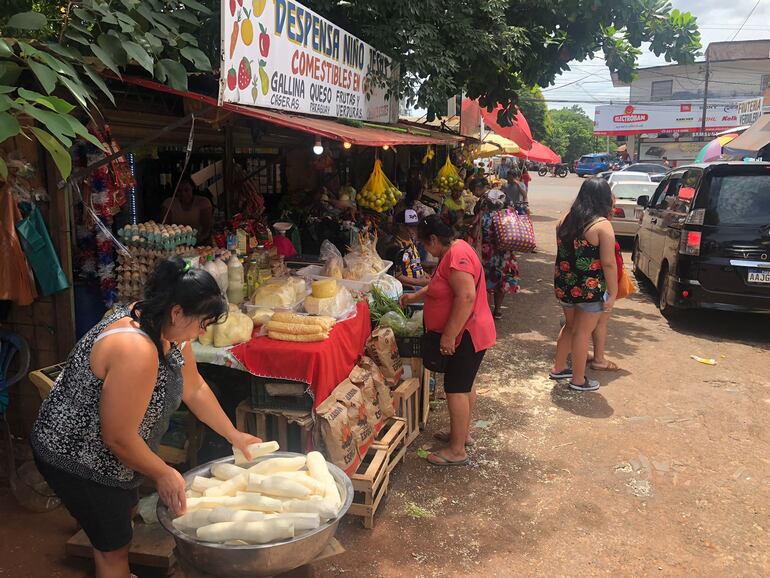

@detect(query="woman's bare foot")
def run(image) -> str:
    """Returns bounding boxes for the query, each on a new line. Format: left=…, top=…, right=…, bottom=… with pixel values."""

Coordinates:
left=433, top=431, right=475, bottom=446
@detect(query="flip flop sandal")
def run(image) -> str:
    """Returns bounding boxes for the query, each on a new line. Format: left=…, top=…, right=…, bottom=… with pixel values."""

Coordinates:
left=427, top=452, right=469, bottom=467
left=433, top=431, right=475, bottom=447
left=590, top=361, right=620, bottom=372
left=493, top=311, right=503, bottom=319
left=549, top=369, right=573, bottom=381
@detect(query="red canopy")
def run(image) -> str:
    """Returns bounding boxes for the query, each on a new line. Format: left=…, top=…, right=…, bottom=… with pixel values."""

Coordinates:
left=463, top=99, right=533, bottom=151
left=516, top=140, right=561, bottom=164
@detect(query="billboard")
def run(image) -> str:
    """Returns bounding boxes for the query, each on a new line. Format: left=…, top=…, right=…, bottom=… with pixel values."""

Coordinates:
left=220, top=0, right=394, bottom=123
left=737, top=97, right=763, bottom=126
left=594, top=103, right=740, bottom=136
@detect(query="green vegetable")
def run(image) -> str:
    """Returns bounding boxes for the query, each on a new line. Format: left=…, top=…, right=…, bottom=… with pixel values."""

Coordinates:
left=369, top=285, right=406, bottom=323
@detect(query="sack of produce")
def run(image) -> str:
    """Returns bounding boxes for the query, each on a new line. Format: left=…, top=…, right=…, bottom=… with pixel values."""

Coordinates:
left=357, top=159, right=403, bottom=213
left=348, top=365, right=384, bottom=434
left=358, top=356, right=395, bottom=415
left=492, top=208, right=536, bottom=253
left=320, top=240, right=345, bottom=279
left=316, top=395, right=360, bottom=474
left=332, top=380, right=374, bottom=457
left=344, top=230, right=385, bottom=281
left=435, top=156, right=462, bottom=195
left=365, top=327, right=404, bottom=387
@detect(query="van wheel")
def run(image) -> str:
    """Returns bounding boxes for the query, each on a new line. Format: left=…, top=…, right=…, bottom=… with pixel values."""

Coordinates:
left=631, top=239, right=643, bottom=280
left=657, top=264, right=680, bottom=320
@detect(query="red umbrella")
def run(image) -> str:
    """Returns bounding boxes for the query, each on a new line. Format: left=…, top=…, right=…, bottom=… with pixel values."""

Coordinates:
left=516, top=140, right=561, bottom=164
left=462, top=99, right=534, bottom=151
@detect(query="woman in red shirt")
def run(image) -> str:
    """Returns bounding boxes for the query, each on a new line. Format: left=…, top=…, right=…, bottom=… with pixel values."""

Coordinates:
left=401, top=216, right=496, bottom=466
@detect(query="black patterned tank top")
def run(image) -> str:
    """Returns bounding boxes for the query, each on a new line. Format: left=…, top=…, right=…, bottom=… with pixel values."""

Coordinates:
left=31, top=306, right=185, bottom=488
left=554, top=229, right=607, bottom=304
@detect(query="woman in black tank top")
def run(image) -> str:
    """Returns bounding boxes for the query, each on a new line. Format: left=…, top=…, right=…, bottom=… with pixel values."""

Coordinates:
left=549, top=178, right=618, bottom=392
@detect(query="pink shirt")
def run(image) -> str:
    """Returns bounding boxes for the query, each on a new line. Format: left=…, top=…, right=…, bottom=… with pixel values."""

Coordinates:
left=423, top=240, right=496, bottom=352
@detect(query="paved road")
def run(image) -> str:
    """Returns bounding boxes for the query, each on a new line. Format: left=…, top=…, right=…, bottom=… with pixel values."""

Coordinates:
left=322, top=173, right=770, bottom=577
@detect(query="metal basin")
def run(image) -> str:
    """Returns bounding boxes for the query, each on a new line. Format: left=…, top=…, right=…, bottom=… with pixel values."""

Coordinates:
left=157, top=452, right=353, bottom=577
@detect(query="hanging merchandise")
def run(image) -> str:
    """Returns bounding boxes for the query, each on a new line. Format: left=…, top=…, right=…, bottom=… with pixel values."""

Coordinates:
left=422, top=145, right=435, bottom=165
left=73, top=124, right=134, bottom=307
left=15, top=206, right=69, bottom=296
left=356, top=159, right=404, bottom=213
left=434, top=156, right=462, bottom=195
left=0, top=182, right=37, bottom=306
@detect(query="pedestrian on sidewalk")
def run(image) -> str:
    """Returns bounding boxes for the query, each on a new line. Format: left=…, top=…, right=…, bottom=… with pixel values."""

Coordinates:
left=30, top=256, right=261, bottom=578
left=401, top=215, right=496, bottom=466
left=550, top=178, right=618, bottom=391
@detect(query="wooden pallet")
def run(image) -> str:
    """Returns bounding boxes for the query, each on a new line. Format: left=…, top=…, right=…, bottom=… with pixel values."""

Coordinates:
left=235, top=400, right=313, bottom=452
left=403, top=357, right=432, bottom=429
left=371, top=417, right=407, bottom=475
left=392, top=378, right=420, bottom=447
left=348, top=447, right=390, bottom=529
left=66, top=522, right=175, bottom=570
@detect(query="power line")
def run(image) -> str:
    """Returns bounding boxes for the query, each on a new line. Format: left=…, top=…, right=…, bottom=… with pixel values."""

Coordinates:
left=731, top=0, right=763, bottom=41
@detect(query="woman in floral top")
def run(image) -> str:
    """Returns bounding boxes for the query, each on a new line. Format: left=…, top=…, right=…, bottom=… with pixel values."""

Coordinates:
left=550, top=178, right=618, bottom=391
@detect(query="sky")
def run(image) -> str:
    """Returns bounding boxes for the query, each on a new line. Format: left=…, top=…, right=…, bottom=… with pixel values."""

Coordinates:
left=546, top=0, right=770, bottom=116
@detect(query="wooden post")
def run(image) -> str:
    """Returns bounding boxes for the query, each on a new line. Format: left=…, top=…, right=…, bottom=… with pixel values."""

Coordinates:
left=223, top=124, right=234, bottom=218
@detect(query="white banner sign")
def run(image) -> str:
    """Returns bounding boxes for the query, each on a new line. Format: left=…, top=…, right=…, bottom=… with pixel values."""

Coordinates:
left=219, top=0, right=393, bottom=123
left=738, top=97, right=763, bottom=126
left=594, top=103, right=740, bottom=136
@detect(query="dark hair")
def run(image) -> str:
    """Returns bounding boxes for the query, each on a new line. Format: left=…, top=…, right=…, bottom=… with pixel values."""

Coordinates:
left=418, top=214, right=456, bottom=246
left=178, top=176, right=196, bottom=191
left=558, top=178, right=613, bottom=247
left=470, top=177, right=489, bottom=192
left=131, top=256, right=227, bottom=361
left=507, top=168, right=521, bottom=180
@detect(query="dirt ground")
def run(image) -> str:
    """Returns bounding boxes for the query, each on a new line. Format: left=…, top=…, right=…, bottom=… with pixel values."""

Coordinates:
left=1, top=175, right=768, bottom=577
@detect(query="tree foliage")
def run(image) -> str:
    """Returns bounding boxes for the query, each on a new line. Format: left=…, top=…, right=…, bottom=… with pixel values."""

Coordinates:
left=544, top=105, right=595, bottom=163
left=517, top=87, right=551, bottom=143
left=0, top=0, right=216, bottom=178
left=305, top=0, right=700, bottom=126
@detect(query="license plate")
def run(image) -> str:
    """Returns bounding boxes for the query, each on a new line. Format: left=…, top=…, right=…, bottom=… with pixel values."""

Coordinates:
left=747, top=269, right=770, bottom=284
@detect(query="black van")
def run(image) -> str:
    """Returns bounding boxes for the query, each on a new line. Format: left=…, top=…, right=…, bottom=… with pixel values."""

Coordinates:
left=632, top=162, right=770, bottom=317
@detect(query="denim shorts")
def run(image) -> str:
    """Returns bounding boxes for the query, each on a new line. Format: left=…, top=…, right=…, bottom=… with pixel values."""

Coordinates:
left=560, top=293, right=607, bottom=313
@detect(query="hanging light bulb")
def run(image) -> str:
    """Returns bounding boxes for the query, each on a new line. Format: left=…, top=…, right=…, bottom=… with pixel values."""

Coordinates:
left=313, top=137, right=324, bottom=155
left=382, top=145, right=390, bottom=151
left=343, top=142, right=352, bottom=150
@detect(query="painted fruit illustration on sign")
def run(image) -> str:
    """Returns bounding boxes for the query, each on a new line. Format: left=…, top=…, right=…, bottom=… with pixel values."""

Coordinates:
left=229, top=13, right=240, bottom=59
left=227, top=67, right=237, bottom=91
left=229, top=0, right=236, bottom=17
left=253, top=0, right=267, bottom=17
left=241, top=9, right=254, bottom=45
left=251, top=75, right=259, bottom=103
left=259, top=23, right=270, bottom=57
left=238, top=58, right=252, bottom=91
left=259, top=60, right=268, bottom=95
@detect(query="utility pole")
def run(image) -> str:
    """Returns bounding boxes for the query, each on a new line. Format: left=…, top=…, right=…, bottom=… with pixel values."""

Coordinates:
left=700, top=49, right=710, bottom=141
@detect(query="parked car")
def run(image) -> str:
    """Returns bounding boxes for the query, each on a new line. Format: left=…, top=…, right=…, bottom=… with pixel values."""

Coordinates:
left=576, top=153, right=612, bottom=177
left=632, top=162, right=770, bottom=317
left=610, top=181, right=658, bottom=238
left=607, top=171, right=651, bottom=185
left=600, top=163, right=668, bottom=182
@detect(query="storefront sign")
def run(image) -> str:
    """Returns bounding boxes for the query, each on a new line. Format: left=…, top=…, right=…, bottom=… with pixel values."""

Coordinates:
left=738, top=97, right=763, bottom=126
left=220, top=0, right=393, bottom=122
left=639, top=140, right=705, bottom=162
left=594, top=103, right=740, bottom=136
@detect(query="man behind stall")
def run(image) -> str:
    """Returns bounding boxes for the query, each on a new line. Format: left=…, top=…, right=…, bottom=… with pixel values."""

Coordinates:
left=385, top=209, right=430, bottom=288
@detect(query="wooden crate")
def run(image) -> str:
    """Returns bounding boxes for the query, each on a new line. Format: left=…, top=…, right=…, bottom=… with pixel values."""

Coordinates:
left=392, top=378, right=420, bottom=447
left=235, top=400, right=313, bottom=452
left=403, top=357, right=432, bottom=429
left=67, top=522, right=175, bottom=570
left=348, top=447, right=390, bottom=529
left=371, top=417, right=407, bottom=475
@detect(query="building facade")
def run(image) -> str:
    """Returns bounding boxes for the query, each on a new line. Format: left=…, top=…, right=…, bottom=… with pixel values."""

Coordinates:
left=595, top=40, right=770, bottom=167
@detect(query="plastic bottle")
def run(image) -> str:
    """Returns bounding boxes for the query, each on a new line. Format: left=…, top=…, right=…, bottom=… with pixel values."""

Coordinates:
left=212, top=256, right=229, bottom=294
left=246, top=257, right=259, bottom=300
left=203, top=256, right=219, bottom=288
left=226, top=254, right=245, bottom=305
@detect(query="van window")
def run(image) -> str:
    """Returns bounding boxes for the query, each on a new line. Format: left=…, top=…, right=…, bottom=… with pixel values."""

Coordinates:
left=706, top=175, right=770, bottom=225
left=579, top=156, right=596, bottom=165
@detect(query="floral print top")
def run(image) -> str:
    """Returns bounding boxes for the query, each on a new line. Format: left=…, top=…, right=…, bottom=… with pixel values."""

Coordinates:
left=554, top=235, right=607, bottom=304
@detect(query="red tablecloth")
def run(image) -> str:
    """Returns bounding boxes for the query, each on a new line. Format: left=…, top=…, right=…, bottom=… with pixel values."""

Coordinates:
left=230, top=302, right=372, bottom=408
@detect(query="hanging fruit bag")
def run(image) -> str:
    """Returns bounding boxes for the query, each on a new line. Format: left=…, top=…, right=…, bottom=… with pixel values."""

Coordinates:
left=491, top=208, right=536, bottom=253
left=358, top=159, right=403, bottom=213
left=435, top=156, right=461, bottom=195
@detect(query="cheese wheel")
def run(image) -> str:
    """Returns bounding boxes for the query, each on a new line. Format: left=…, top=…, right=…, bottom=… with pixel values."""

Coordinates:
left=311, top=279, right=338, bottom=299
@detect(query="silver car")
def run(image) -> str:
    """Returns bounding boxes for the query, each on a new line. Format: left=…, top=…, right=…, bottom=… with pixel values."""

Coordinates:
left=610, top=181, right=659, bottom=238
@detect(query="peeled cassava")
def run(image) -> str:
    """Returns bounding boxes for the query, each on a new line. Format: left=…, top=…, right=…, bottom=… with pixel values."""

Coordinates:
left=248, top=456, right=306, bottom=475
left=233, top=441, right=280, bottom=466
left=211, top=463, right=248, bottom=481
left=196, top=519, right=294, bottom=544
left=172, top=509, right=214, bottom=530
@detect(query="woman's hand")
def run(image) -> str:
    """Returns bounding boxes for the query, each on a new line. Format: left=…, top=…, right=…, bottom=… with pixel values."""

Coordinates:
left=603, top=295, right=616, bottom=313
left=439, top=333, right=457, bottom=356
left=229, top=430, right=263, bottom=462
left=399, top=293, right=415, bottom=308
left=156, top=466, right=187, bottom=517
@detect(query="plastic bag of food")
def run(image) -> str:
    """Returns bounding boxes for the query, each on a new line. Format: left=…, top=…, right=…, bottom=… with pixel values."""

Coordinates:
left=404, top=309, right=424, bottom=337
left=320, top=240, right=344, bottom=279
left=357, top=160, right=403, bottom=213
left=372, top=275, right=403, bottom=300
left=379, top=310, right=409, bottom=336
left=435, top=156, right=462, bottom=195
